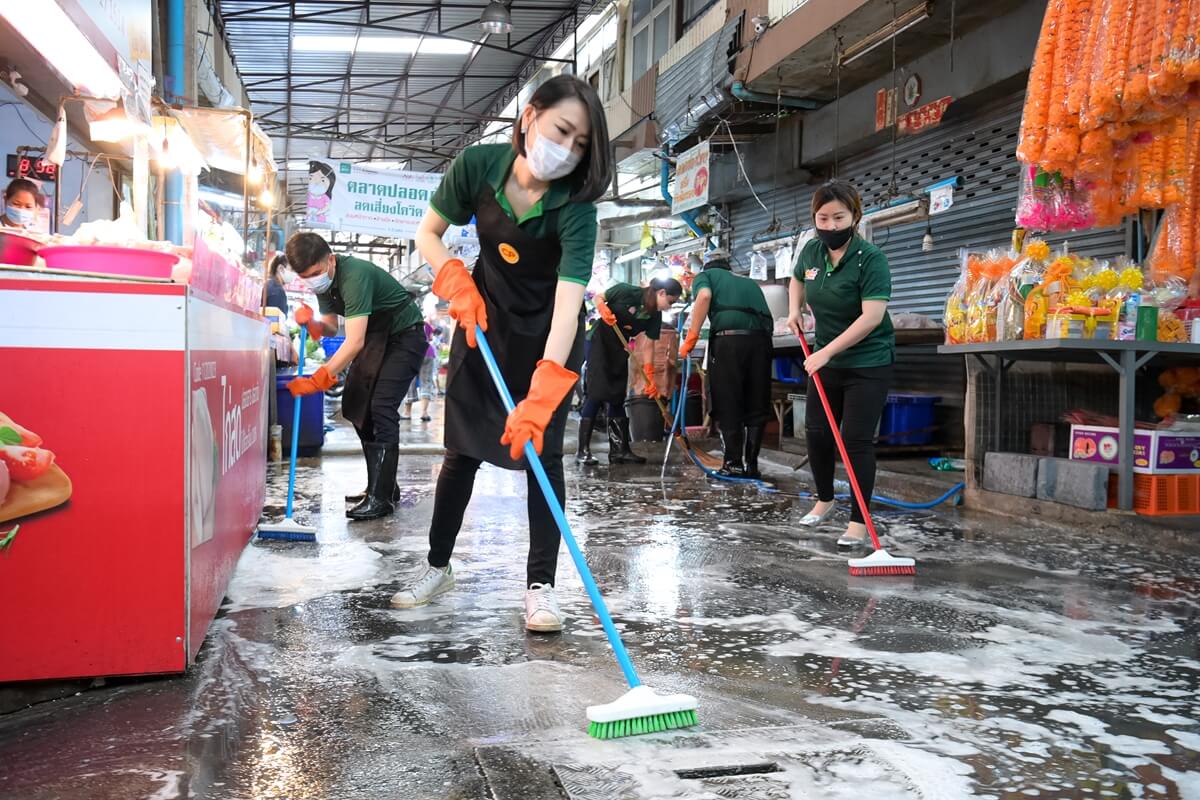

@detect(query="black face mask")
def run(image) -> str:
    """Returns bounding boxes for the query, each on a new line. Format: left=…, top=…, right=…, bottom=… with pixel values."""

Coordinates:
left=816, top=226, right=854, bottom=251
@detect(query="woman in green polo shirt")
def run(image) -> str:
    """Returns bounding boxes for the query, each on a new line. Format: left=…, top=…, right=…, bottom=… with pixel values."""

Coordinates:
left=578, top=277, right=683, bottom=465
left=391, top=75, right=612, bottom=634
left=786, top=180, right=895, bottom=548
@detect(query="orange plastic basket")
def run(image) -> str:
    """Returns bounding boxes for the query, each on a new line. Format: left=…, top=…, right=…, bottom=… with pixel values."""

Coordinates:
left=1108, top=473, right=1200, bottom=516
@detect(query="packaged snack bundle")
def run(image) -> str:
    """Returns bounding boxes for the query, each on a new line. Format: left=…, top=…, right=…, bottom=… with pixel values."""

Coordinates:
left=995, top=239, right=1051, bottom=341
left=943, top=249, right=980, bottom=345
left=967, top=250, right=1017, bottom=343
left=1025, top=252, right=1077, bottom=338
left=1149, top=272, right=1189, bottom=342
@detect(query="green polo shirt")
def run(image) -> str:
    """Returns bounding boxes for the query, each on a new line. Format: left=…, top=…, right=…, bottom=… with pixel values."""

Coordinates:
left=795, top=235, right=895, bottom=369
left=430, top=143, right=597, bottom=286
left=316, top=254, right=422, bottom=336
left=598, top=282, right=663, bottom=340
left=692, top=267, right=773, bottom=333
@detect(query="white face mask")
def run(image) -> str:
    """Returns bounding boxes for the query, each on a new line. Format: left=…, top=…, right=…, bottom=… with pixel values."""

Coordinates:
left=303, top=267, right=332, bottom=294
left=6, top=205, right=35, bottom=228
left=525, top=117, right=582, bottom=182
left=279, top=266, right=298, bottom=284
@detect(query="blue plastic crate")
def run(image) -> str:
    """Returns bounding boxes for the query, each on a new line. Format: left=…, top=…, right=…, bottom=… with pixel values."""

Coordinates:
left=320, top=336, right=346, bottom=359
left=773, top=357, right=806, bottom=385
left=276, top=372, right=325, bottom=455
left=879, top=393, right=940, bottom=446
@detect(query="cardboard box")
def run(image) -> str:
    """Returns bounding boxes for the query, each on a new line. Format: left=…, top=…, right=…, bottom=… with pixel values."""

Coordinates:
left=1069, top=424, right=1200, bottom=474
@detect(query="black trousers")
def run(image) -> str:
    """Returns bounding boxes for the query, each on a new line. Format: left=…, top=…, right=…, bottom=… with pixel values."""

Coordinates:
left=427, top=450, right=564, bottom=587
left=354, top=325, right=428, bottom=446
left=580, top=399, right=626, bottom=420
left=708, top=332, right=772, bottom=428
left=805, top=363, right=892, bottom=524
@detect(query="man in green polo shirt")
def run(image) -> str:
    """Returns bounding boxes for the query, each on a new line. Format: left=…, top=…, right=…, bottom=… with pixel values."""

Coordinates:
left=679, top=250, right=774, bottom=479
left=285, top=232, right=428, bottom=521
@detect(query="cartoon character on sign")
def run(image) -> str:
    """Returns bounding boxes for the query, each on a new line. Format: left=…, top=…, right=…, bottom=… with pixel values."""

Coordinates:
left=307, top=162, right=336, bottom=224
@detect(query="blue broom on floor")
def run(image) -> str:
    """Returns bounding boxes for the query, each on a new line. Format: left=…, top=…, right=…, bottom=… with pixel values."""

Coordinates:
left=475, top=326, right=697, bottom=739
left=256, top=325, right=318, bottom=543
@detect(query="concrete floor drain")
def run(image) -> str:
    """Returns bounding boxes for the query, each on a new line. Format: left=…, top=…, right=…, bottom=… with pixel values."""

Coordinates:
left=477, top=721, right=926, bottom=800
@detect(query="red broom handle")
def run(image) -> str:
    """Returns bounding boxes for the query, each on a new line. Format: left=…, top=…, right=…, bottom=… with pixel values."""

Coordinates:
left=795, top=334, right=883, bottom=550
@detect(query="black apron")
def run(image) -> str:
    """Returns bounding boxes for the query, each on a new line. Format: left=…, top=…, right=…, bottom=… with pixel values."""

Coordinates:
left=341, top=308, right=397, bottom=432
left=585, top=302, right=657, bottom=404
left=444, top=188, right=584, bottom=469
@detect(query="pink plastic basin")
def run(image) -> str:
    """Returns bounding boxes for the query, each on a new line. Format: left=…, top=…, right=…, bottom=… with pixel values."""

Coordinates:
left=0, top=231, right=41, bottom=266
left=38, top=245, right=179, bottom=279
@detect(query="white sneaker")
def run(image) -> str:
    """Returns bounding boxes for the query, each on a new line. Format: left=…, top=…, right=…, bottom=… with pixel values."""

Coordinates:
left=390, top=563, right=455, bottom=608
left=524, top=583, right=564, bottom=632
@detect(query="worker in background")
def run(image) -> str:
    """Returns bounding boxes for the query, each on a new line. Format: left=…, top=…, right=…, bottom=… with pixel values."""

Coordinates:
left=786, top=180, right=894, bottom=548
left=284, top=232, right=428, bottom=521
left=1, top=178, right=39, bottom=229
left=679, top=250, right=773, bottom=479
left=393, top=75, right=612, bottom=634
left=265, top=254, right=292, bottom=314
left=578, top=277, right=683, bottom=465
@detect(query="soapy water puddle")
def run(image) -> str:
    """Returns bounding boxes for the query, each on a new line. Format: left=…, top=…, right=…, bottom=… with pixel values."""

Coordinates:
left=1, top=452, right=1199, bottom=798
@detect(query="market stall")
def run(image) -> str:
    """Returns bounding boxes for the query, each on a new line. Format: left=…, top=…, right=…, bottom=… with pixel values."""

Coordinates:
left=0, top=101, right=275, bottom=681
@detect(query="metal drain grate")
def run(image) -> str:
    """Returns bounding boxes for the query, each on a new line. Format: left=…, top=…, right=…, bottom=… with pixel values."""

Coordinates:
left=675, top=762, right=783, bottom=779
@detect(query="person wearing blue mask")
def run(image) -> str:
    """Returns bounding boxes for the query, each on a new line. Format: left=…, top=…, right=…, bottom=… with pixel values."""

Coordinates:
left=2, top=179, right=39, bottom=229
left=284, top=232, right=428, bottom=521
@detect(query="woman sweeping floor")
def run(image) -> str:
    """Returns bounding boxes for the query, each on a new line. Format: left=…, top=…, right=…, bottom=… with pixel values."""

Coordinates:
left=390, top=75, right=613, bottom=633
left=577, top=277, right=682, bottom=465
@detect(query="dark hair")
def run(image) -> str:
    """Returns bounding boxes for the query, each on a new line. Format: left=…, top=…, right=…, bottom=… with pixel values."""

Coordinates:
left=512, top=75, right=612, bottom=204
left=285, top=232, right=333, bottom=273
left=309, top=161, right=336, bottom=198
left=645, top=277, right=683, bottom=309
left=5, top=178, right=39, bottom=203
left=269, top=254, right=289, bottom=283
left=811, top=180, right=863, bottom=224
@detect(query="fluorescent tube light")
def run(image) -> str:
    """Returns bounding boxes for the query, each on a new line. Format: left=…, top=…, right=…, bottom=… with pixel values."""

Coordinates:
left=841, top=4, right=930, bottom=66
left=0, top=0, right=123, bottom=97
left=292, top=35, right=474, bottom=55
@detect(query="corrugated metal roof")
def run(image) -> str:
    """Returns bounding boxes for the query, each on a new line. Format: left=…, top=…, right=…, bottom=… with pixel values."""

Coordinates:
left=216, top=0, right=602, bottom=217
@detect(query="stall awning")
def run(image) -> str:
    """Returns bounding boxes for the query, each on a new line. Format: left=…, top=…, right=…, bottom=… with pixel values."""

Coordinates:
left=166, top=106, right=275, bottom=176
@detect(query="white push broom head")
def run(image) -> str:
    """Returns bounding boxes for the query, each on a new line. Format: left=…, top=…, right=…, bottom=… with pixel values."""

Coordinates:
left=586, top=685, right=697, bottom=723
left=256, top=517, right=317, bottom=542
left=847, top=548, right=916, bottom=576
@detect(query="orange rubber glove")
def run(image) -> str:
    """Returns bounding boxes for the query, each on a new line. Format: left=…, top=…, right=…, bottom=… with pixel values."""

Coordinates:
left=287, top=366, right=337, bottom=397
left=679, top=324, right=701, bottom=358
left=594, top=296, right=617, bottom=327
left=642, top=363, right=659, bottom=398
left=432, top=258, right=487, bottom=348
left=294, top=303, right=324, bottom=342
left=500, top=360, right=579, bottom=460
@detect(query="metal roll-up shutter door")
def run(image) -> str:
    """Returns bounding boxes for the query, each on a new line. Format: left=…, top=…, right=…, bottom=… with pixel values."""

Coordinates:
left=727, top=184, right=815, bottom=274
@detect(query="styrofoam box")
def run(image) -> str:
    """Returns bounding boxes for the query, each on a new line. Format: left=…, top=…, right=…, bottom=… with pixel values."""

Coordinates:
left=1069, top=424, right=1200, bottom=474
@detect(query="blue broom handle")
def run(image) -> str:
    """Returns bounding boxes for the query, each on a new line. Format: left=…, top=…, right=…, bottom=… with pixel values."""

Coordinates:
left=285, top=326, right=306, bottom=519
left=474, top=326, right=641, bottom=689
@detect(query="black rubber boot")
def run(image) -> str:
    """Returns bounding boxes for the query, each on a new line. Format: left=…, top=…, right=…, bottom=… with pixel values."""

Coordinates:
left=608, top=417, right=647, bottom=464
left=347, top=444, right=399, bottom=520
left=576, top=417, right=599, bottom=466
left=345, top=484, right=402, bottom=504
left=742, top=425, right=765, bottom=480
left=717, top=426, right=746, bottom=478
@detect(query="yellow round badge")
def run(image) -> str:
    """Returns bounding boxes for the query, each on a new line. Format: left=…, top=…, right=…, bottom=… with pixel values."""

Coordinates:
left=498, top=243, right=520, bottom=264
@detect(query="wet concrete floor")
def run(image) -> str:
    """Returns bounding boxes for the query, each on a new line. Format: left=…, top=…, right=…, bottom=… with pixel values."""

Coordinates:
left=1, top=407, right=1199, bottom=799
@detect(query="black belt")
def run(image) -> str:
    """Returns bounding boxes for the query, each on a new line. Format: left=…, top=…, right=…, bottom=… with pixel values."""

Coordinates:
left=714, top=329, right=770, bottom=337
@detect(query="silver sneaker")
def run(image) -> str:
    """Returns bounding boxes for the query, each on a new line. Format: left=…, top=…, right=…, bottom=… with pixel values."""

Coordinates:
left=524, top=583, right=563, bottom=632
left=390, top=563, right=455, bottom=608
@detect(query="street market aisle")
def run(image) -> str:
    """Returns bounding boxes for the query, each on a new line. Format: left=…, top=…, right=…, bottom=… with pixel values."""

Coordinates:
left=0, top=419, right=1198, bottom=798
